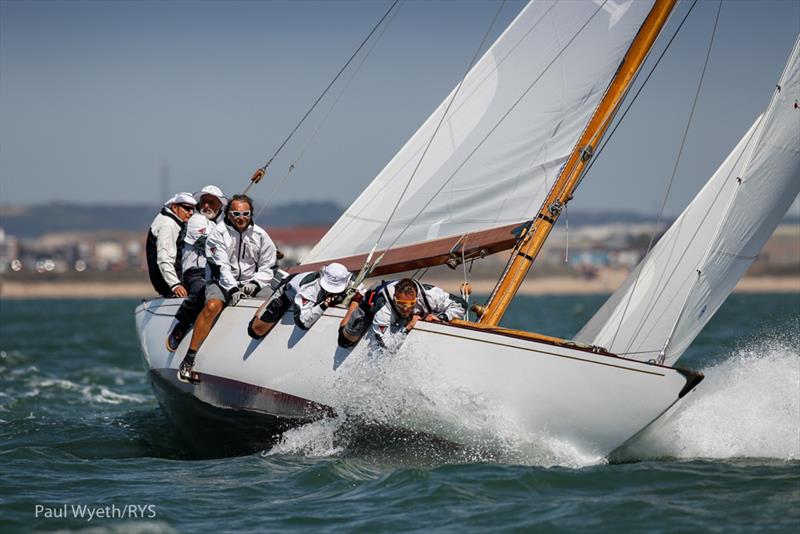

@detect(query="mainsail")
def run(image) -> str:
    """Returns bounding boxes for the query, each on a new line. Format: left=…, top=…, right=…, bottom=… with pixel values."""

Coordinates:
left=576, top=35, right=800, bottom=366
left=301, top=0, right=659, bottom=272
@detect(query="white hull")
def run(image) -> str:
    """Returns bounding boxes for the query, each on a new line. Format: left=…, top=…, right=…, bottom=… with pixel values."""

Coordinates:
left=135, top=297, right=702, bottom=457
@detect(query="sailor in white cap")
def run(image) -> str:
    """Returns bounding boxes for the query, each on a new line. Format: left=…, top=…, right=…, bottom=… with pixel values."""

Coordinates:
left=146, top=192, right=197, bottom=298
left=248, top=262, right=353, bottom=340
left=178, top=193, right=276, bottom=383
left=166, top=185, right=228, bottom=351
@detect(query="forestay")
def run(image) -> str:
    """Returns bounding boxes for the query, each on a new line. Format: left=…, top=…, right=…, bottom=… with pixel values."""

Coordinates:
left=576, top=35, right=800, bottom=366
left=302, top=0, right=657, bottom=267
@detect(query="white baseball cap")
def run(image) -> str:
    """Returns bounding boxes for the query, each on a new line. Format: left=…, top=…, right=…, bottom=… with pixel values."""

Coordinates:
left=320, top=263, right=351, bottom=294
left=164, top=192, right=197, bottom=207
left=193, top=185, right=228, bottom=207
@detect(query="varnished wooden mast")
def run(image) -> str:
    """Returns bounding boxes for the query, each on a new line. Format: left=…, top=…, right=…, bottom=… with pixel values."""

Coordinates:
left=479, top=0, right=677, bottom=326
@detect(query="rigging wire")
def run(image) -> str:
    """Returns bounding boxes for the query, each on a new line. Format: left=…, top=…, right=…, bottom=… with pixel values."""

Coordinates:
left=578, top=0, right=701, bottom=184
left=369, top=0, right=508, bottom=260
left=371, top=0, right=598, bottom=272
left=253, top=2, right=402, bottom=220
left=609, top=0, right=723, bottom=351
left=243, top=0, right=400, bottom=195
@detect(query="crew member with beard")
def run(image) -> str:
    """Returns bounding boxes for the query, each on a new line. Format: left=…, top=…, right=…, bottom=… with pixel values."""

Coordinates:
left=146, top=192, right=197, bottom=298
left=178, top=194, right=276, bottom=383
left=166, top=185, right=227, bottom=351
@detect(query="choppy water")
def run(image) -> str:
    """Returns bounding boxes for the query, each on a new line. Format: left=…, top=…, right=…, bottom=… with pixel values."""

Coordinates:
left=0, top=294, right=798, bottom=532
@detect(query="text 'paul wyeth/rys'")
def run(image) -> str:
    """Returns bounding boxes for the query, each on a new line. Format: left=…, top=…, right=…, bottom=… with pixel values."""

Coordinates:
left=34, top=504, right=157, bottom=521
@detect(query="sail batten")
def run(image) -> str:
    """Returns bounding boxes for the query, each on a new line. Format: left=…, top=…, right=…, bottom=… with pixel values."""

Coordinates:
left=301, top=0, right=659, bottom=268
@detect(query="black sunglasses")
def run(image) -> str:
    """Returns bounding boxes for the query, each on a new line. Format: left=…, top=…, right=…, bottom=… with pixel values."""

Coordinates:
left=178, top=204, right=195, bottom=212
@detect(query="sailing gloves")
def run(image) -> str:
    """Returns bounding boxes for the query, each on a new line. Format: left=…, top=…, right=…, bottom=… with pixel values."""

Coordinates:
left=241, top=282, right=260, bottom=296
left=229, top=282, right=259, bottom=306
left=228, top=288, right=244, bottom=306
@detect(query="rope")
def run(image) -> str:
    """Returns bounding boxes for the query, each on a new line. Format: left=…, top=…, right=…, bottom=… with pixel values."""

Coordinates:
left=370, top=0, right=508, bottom=259
left=244, top=0, right=401, bottom=195
left=610, top=0, right=722, bottom=351
left=371, top=0, right=598, bottom=273
left=579, top=0, right=701, bottom=184
left=253, top=2, right=401, bottom=220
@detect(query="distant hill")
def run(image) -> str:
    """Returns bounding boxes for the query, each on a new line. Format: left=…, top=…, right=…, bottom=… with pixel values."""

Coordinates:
left=0, top=202, right=796, bottom=239
left=0, top=201, right=343, bottom=238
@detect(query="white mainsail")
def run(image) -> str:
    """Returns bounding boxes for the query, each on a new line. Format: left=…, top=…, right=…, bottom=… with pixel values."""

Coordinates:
left=303, top=0, right=657, bottom=266
left=576, top=36, right=800, bottom=366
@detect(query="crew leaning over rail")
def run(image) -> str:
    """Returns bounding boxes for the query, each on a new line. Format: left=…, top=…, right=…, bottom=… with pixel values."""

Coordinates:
left=338, top=278, right=466, bottom=352
left=146, top=192, right=197, bottom=298
left=165, top=185, right=227, bottom=352
left=248, top=262, right=355, bottom=340
left=178, top=193, right=276, bottom=384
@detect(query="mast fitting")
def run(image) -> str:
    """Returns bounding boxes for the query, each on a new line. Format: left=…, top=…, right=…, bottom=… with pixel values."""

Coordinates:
left=446, top=247, right=487, bottom=269
left=580, top=144, right=595, bottom=162
left=549, top=199, right=563, bottom=216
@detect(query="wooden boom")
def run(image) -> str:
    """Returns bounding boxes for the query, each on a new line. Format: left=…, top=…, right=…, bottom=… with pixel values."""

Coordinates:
left=479, top=0, right=677, bottom=326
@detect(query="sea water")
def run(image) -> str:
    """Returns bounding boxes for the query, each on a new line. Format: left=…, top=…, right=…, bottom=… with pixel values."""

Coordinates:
left=0, top=294, right=798, bottom=532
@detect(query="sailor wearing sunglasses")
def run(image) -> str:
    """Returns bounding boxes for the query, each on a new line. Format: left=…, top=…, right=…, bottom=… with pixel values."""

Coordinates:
left=349, top=278, right=466, bottom=352
left=178, top=194, right=276, bottom=383
left=146, top=192, right=197, bottom=298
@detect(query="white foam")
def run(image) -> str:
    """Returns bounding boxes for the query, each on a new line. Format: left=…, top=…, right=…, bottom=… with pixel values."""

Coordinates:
left=624, top=334, right=800, bottom=461
left=35, top=377, right=149, bottom=405
left=274, top=340, right=606, bottom=467
left=265, top=416, right=345, bottom=457
left=266, top=333, right=799, bottom=466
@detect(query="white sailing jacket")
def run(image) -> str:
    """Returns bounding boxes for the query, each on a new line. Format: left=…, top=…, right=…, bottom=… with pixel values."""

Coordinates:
left=371, top=281, right=465, bottom=350
left=181, top=212, right=219, bottom=273
left=285, top=272, right=327, bottom=330
left=146, top=207, right=185, bottom=293
left=283, top=272, right=365, bottom=330
left=206, top=218, right=276, bottom=291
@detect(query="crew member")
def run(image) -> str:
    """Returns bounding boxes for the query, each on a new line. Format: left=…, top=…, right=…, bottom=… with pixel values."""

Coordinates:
left=166, top=185, right=227, bottom=351
left=146, top=192, right=196, bottom=298
left=248, top=262, right=353, bottom=339
left=178, top=194, right=276, bottom=383
left=338, top=278, right=465, bottom=351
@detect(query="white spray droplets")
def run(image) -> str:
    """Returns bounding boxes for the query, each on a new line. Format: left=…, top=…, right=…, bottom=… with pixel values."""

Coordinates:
left=627, top=333, right=800, bottom=461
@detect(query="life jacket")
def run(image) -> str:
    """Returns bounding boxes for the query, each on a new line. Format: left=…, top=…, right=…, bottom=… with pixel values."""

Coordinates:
left=360, top=279, right=433, bottom=322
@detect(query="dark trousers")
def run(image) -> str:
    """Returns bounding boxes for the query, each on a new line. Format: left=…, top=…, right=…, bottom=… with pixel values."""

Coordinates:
left=174, top=268, right=207, bottom=327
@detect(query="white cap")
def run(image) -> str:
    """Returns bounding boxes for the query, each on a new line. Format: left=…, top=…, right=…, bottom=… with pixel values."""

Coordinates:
left=164, top=192, right=197, bottom=207
left=320, top=263, right=351, bottom=294
left=194, top=185, right=228, bottom=207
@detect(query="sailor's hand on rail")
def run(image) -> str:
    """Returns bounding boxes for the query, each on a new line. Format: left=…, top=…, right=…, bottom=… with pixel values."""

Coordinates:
left=328, top=292, right=346, bottom=306
left=423, top=313, right=441, bottom=323
left=250, top=168, right=265, bottom=184
left=228, top=288, right=244, bottom=306
left=404, top=315, right=421, bottom=333
left=241, top=282, right=259, bottom=296
left=172, top=284, right=188, bottom=298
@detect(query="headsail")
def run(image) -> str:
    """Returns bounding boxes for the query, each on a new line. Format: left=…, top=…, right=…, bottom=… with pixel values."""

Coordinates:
left=575, top=35, right=800, bottom=366
left=301, top=0, right=659, bottom=272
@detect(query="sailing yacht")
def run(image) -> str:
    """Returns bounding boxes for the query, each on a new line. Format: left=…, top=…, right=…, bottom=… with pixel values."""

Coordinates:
left=135, top=0, right=799, bottom=456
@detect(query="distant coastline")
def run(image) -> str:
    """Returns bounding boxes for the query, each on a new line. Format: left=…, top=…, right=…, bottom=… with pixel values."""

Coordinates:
left=2, top=273, right=797, bottom=299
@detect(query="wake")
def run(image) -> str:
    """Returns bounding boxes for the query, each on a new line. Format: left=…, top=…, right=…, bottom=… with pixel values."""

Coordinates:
left=265, top=331, right=800, bottom=467
left=621, top=332, right=800, bottom=461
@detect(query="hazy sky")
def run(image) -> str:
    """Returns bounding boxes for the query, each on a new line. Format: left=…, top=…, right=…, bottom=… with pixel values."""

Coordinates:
left=1, top=0, right=798, bottom=217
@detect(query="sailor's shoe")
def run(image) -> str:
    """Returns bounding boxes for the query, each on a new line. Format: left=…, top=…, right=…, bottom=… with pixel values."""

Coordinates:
left=177, top=355, right=199, bottom=384
left=166, top=323, right=188, bottom=352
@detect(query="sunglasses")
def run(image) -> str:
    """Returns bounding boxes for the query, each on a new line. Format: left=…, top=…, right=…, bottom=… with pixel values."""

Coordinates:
left=178, top=204, right=195, bottom=212
left=395, top=297, right=416, bottom=307
left=230, top=210, right=252, bottom=218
